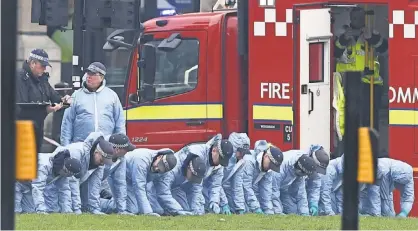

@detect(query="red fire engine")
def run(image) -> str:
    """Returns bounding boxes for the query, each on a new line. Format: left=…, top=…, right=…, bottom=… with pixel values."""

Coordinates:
left=105, top=0, right=417, bottom=216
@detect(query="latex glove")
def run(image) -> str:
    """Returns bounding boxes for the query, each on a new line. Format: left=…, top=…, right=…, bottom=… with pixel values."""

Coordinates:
left=118, top=211, right=135, bottom=216
left=221, top=204, right=232, bottom=215
left=309, top=206, right=318, bottom=216
left=36, top=211, right=48, bottom=215
left=145, top=212, right=161, bottom=217
left=237, top=210, right=245, bottom=215
left=397, top=211, right=408, bottom=218
left=254, top=208, right=264, bottom=215
left=209, top=202, right=221, bottom=214
left=91, top=210, right=107, bottom=215
left=74, top=209, right=82, bottom=215
left=177, top=211, right=194, bottom=216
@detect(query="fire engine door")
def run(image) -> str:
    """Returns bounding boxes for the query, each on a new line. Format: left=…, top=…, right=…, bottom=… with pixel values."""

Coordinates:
left=298, top=8, right=332, bottom=152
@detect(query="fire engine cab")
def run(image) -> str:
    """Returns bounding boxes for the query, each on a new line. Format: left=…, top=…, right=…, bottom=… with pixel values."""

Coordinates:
left=102, top=0, right=418, bottom=216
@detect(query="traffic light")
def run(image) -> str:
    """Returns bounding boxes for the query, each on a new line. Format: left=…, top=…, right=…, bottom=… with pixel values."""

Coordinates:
left=31, top=0, right=69, bottom=27
left=85, top=0, right=140, bottom=29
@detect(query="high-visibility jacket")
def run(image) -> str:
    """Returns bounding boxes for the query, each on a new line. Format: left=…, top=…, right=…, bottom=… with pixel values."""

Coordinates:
left=335, top=36, right=383, bottom=85
left=333, top=72, right=345, bottom=140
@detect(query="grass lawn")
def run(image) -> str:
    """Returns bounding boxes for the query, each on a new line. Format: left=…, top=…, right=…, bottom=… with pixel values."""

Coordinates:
left=15, top=214, right=418, bottom=230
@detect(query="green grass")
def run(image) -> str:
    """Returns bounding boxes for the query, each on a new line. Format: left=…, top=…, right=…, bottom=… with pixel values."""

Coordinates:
left=15, top=214, right=418, bottom=230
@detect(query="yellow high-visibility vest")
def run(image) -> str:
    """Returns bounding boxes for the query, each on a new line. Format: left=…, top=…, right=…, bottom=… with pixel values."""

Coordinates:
left=335, top=38, right=383, bottom=85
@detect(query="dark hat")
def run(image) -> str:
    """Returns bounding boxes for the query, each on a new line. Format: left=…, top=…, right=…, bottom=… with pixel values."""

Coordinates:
left=52, top=150, right=71, bottom=175
left=156, top=149, right=177, bottom=173
left=108, top=133, right=135, bottom=152
left=96, top=136, right=116, bottom=159
left=64, top=158, right=82, bottom=175
left=266, top=147, right=284, bottom=172
left=296, top=154, right=316, bottom=175
left=187, top=156, right=207, bottom=184
left=29, top=49, right=51, bottom=67
left=86, top=62, right=106, bottom=75
left=216, top=139, right=234, bottom=167
left=312, top=148, right=330, bottom=175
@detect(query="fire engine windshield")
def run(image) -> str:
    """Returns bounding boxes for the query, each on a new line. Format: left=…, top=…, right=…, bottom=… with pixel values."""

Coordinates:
left=141, top=39, right=199, bottom=99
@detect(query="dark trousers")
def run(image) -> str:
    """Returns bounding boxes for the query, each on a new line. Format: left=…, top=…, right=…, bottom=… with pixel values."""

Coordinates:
left=34, top=122, right=44, bottom=154
left=333, top=82, right=383, bottom=158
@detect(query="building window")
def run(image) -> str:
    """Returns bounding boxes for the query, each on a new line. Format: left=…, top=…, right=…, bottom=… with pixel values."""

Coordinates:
left=309, top=42, right=324, bottom=83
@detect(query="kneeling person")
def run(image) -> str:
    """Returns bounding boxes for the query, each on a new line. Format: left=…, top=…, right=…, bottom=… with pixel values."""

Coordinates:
left=32, top=150, right=82, bottom=214
left=125, top=148, right=177, bottom=216
left=154, top=151, right=207, bottom=215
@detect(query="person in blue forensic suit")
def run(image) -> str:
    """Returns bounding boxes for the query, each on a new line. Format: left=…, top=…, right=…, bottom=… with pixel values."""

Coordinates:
left=319, top=155, right=344, bottom=215
left=358, top=182, right=381, bottom=216
left=272, top=151, right=317, bottom=215
left=219, top=132, right=251, bottom=215
left=377, top=158, right=415, bottom=217
left=124, top=148, right=177, bottom=216
left=153, top=149, right=207, bottom=216
left=99, top=133, right=136, bottom=215
left=60, top=62, right=126, bottom=146
left=242, top=140, right=284, bottom=215
left=55, top=132, right=115, bottom=214
left=31, top=150, right=82, bottom=214
left=305, top=145, right=330, bottom=216
left=188, top=134, right=234, bottom=214
left=15, top=181, right=35, bottom=214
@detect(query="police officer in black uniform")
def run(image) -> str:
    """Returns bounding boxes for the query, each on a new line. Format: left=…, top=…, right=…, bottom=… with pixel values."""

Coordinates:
left=16, top=49, right=71, bottom=153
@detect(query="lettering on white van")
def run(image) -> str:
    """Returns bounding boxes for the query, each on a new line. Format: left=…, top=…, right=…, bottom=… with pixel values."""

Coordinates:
left=261, top=82, right=290, bottom=99
left=389, top=87, right=418, bottom=104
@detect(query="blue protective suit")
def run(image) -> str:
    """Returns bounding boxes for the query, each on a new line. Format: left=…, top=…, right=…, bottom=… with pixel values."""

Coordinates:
left=377, top=158, right=415, bottom=217
left=15, top=181, right=35, bottom=213
left=60, top=79, right=126, bottom=146
left=358, top=183, right=381, bottom=216
left=305, top=145, right=325, bottom=213
left=219, top=155, right=245, bottom=213
left=319, top=156, right=344, bottom=215
left=124, top=148, right=171, bottom=215
left=242, top=150, right=274, bottom=214
left=99, top=157, right=128, bottom=214
left=31, top=153, right=72, bottom=213
left=55, top=132, right=105, bottom=214
left=153, top=148, right=205, bottom=215
left=219, top=133, right=249, bottom=213
left=188, top=135, right=225, bottom=213
left=272, top=150, right=309, bottom=215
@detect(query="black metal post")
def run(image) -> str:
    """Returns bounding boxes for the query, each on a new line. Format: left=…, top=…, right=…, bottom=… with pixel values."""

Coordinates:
left=1, top=0, right=17, bottom=229
left=72, top=0, right=85, bottom=90
left=342, top=72, right=362, bottom=230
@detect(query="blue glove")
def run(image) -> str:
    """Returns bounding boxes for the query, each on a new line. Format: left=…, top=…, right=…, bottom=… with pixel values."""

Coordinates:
left=221, top=205, right=232, bottom=215
left=209, top=202, right=220, bottom=214
left=397, top=210, right=408, bottom=218
left=309, top=206, right=318, bottom=216
left=254, top=208, right=264, bottom=215
left=238, top=210, right=245, bottom=215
